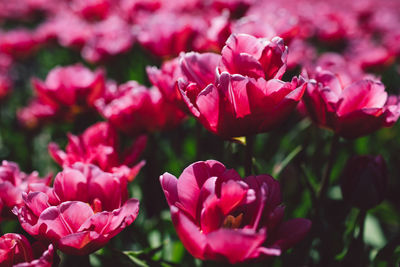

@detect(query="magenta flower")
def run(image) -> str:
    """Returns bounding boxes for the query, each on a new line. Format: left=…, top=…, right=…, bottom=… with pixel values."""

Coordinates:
left=178, top=33, right=306, bottom=138
left=70, top=0, right=111, bottom=21
left=81, top=16, right=135, bottom=63
left=13, top=163, right=139, bottom=255
left=0, top=233, right=56, bottom=267
left=302, top=66, right=400, bottom=138
left=160, top=160, right=311, bottom=264
left=0, top=29, right=38, bottom=58
left=49, top=122, right=146, bottom=182
left=96, top=81, right=185, bottom=136
left=0, top=161, right=51, bottom=221
left=18, top=64, right=106, bottom=128
left=136, top=11, right=206, bottom=58
left=146, top=58, right=189, bottom=112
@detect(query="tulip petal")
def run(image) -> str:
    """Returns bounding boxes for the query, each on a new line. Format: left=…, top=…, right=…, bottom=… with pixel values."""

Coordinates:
left=170, top=205, right=206, bottom=260
left=160, top=172, right=179, bottom=206
left=219, top=180, right=247, bottom=215
left=53, top=169, right=88, bottom=203
left=337, top=80, right=387, bottom=116
left=180, top=52, right=220, bottom=88
left=205, top=228, right=266, bottom=264
left=196, top=84, right=220, bottom=131
left=177, top=161, right=226, bottom=220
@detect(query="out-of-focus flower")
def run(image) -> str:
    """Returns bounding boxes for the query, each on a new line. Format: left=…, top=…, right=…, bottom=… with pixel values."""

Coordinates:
left=49, top=122, right=146, bottom=182
left=0, top=29, right=38, bottom=58
left=135, top=11, right=206, bottom=58
left=70, top=0, right=111, bottom=21
left=340, top=155, right=388, bottom=210
left=160, top=160, right=311, bottom=263
left=345, top=38, right=394, bottom=71
left=146, top=58, right=187, bottom=111
left=35, top=12, right=92, bottom=48
left=18, top=64, right=106, bottom=128
left=17, top=100, right=58, bottom=129
left=0, top=73, right=12, bottom=100
left=302, top=66, right=400, bottom=139
left=0, top=233, right=56, bottom=267
left=82, top=16, right=135, bottom=63
left=96, top=81, right=185, bottom=136
left=211, top=0, right=254, bottom=18
left=178, top=33, right=306, bottom=138
left=0, top=161, right=51, bottom=221
left=14, top=163, right=140, bottom=255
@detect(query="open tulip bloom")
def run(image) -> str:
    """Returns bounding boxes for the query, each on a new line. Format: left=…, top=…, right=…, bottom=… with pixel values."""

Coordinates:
left=178, top=33, right=307, bottom=138
left=13, top=163, right=139, bottom=255
left=160, top=160, right=311, bottom=264
left=302, top=67, right=400, bottom=138
left=0, top=233, right=56, bottom=267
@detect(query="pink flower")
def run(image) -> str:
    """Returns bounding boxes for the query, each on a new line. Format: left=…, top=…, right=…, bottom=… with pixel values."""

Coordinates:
left=136, top=11, right=206, bottom=58
left=0, top=233, right=56, bottom=267
left=146, top=58, right=188, bottom=112
left=81, top=16, right=135, bottom=63
left=18, top=64, right=106, bottom=128
left=70, top=0, right=111, bottom=21
left=17, top=100, right=58, bottom=129
left=49, top=122, right=146, bottom=182
left=32, top=64, right=105, bottom=108
left=13, top=163, right=140, bottom=255
left=302, top=66, right=400, bottom=138
left=38, top=12, right=93, bottom=48
left=160, top=160, right=311, bottom=264
left=0, top=161, right=51, bottom=221
left=178, top=33, right=306, bottom=138
left=0, top=29, right=38, bottom=58
left=96, top=81, right=185, bottom=136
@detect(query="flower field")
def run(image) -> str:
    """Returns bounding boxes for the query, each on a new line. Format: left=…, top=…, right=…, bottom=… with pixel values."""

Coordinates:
left=0, top=0, right=400, bottom=266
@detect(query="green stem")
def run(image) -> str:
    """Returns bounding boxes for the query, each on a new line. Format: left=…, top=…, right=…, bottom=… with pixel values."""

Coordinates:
left=245, top=135, right=255, bottom=176
left=318, top=134, right=340, bottom=201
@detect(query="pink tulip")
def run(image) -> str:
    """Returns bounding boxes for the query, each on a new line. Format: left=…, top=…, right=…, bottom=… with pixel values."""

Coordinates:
left=302, top=66, right=400, bottom=138
left=0, top=161, right=51, bottom=221
left=96, top=81, right=185, bottom=136
left=32, top=64, right=105, bottom=108
left=0, top=29, right=38, bottom=58
left=18, top=64, right=106, bottom=128
left=178, top=33, right=306, bottom=138
left=146, top=58, right=188, bottom=112
left=81, top=16, right=135, bottom=63
left=49, top=122, right=146, bottom=182
left=0, top=233, right=56, bottom=267
left=14, top=163, right=140, bottom=255
left=160, top=160, right=311, bottom=264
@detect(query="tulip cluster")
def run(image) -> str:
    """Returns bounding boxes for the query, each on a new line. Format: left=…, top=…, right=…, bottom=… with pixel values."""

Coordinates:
left=1, top=0, right=400, bottom=266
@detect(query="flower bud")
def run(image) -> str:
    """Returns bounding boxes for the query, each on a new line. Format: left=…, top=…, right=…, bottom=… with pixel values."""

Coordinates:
left=340, top=155, right=388, bottom=210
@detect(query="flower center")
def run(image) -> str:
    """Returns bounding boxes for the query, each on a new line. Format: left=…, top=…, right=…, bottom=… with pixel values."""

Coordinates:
left=223, top=213, right=243, bottom=229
